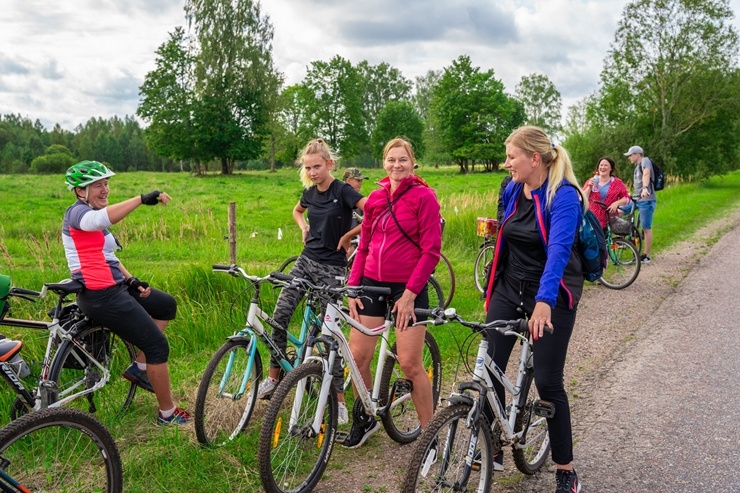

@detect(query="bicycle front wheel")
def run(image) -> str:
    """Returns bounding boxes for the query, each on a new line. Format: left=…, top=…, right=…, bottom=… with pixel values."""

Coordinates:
left=512, top=368, right=551, bottom=475
left=0, top=406, right=123, bottom=492
left=402, top=403, right=493, bottom=493
left=195, top=338, right=261, bottom=446
left=599, top=238, right=641, bottom=290
left=48, top=325, right=137, bottom=423
left=379, top=331, right=442, bottom=444
left=258, top=361, right=337, bottom=493
left=474, top=243, right=495, bottom=294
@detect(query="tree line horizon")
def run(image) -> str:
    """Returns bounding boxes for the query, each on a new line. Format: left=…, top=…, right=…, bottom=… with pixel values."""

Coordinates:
left=1, top=0, right=737, bottom=181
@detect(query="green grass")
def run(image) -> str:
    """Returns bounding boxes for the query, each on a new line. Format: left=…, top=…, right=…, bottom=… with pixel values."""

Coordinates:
left=1, top=167, right=739, bottom=491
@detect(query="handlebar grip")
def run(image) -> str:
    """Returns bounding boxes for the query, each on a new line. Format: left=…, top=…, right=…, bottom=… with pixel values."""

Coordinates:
left=270, top=272, right=294, bottom=282
left=212, top=264, right=234, bottom=270
left=358, top=286, right=392, bottom=295
left=9, top=287, right=41, bottom=297
left=414, top=308, right=438, bottom=319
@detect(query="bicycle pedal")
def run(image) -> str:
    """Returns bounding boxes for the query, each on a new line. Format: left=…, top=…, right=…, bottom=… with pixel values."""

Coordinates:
left=532, top=400, right=555, bottom=418
left=392, top=378, right=413, bottom=397
left=335, top=430, right=349, bottom=443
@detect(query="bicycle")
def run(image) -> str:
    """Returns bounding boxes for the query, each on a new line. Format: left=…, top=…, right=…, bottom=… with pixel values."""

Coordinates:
left=257, top=274, right=442, bottom=493
left=473, top=217, right=498, bottom=294
left=615, top=197, right=644, bottom=254
left=0, top=279, right=137, bottom=421
left=278, top=249, right=451, bottom=309
left=593, top=201, right=642, bottom=289
left=0, top=406, right=123, bottom=492
left=194, top=264, right=328, bottom=446
left=402, top=307, right=551, bottom=493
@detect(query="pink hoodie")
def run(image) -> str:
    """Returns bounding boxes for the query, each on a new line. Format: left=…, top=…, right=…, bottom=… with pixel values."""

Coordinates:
left=348, top=175, right=442, bottom=295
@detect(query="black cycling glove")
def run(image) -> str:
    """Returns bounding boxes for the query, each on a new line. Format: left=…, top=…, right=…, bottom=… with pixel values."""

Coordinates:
left=140, top=190, right=161, bottom=205
left=124, top=276, right=150, bottom=294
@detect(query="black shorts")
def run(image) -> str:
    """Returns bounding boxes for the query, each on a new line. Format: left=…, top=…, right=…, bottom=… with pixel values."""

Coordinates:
left=355, top=277, right=429, bottom=318
left=76, top=283, right=176, bottom=364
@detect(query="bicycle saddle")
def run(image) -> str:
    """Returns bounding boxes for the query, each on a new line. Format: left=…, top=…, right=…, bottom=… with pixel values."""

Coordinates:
left=44, top=279, right=84, bottom=295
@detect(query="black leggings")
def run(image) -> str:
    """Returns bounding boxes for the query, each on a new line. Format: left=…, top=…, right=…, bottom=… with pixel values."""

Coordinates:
left=77, top=284, right=176, bottom=365
left=485, top=275, right=576, bottom=465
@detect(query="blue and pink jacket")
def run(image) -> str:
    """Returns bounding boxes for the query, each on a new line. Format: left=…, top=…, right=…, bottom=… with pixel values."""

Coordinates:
left=484, top=179, right=584, bottom=311
left=348, top=175, right=441, bottom=295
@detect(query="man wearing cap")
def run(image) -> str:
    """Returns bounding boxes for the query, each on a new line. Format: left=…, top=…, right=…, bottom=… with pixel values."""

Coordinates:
left=624, top=145, right=656, bottom=263
left=342, top=168, right=368, bottom=255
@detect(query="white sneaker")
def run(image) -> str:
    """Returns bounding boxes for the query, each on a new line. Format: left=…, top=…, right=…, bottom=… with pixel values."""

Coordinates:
left=257, top=377, right=278, bottom=400
left=337, top=402, right=349, bottom=425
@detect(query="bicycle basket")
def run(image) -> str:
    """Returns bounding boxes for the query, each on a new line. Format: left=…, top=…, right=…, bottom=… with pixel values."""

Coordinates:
left=609, top=215, right=631, bottom=236
left=0, top=274, right=10, bottom=319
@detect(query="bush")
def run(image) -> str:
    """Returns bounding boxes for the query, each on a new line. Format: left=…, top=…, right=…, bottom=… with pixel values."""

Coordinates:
left=30, top=153, right=76, bottom=174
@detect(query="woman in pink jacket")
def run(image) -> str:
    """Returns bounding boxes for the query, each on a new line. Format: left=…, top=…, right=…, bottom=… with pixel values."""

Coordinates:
left=582, top=156, right=630, bottom=230
left=344, top=138, right=442, bottom=448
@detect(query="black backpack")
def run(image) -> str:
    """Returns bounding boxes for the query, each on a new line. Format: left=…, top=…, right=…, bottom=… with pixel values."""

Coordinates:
left=648, top=158, right=665, bottom=191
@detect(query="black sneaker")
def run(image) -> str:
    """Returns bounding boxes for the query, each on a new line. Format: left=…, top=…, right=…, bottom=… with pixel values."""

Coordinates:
left=555, top=469, right=582, bottom=493
left=341, top=420, right=380, bottom=449
left=640, top=254, right=651, bottom=264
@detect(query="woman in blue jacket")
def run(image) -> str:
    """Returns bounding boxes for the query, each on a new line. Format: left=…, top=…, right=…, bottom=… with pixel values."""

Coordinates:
left=484, top=126, right=584, bottom=493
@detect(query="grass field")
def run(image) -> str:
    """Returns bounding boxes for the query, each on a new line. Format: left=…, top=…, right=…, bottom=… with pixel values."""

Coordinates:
left=1, top=167, right=739, bottom=492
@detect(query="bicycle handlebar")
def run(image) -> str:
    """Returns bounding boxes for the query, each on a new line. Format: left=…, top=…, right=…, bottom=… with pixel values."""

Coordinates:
left=269, top=271, right=392, bottom=297
left=415, top=307, right=551, bottom=335
left=8, top=287, right=43, bottom=302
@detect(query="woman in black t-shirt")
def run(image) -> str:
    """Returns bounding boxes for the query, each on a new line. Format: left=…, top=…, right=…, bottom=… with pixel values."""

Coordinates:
left=256, top=139, right=365, bottom=425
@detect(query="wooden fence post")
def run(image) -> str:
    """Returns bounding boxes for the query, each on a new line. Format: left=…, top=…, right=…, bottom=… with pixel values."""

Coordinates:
left=228, top=202, right=237, bottom=264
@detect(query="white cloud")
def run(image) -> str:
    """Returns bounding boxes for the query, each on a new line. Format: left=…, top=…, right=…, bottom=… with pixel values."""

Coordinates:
left=0, top=0, right=737, bottom=131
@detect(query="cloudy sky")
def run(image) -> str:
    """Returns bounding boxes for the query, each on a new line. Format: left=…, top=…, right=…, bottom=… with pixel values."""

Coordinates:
left=2, top=0, right=738, bottom=131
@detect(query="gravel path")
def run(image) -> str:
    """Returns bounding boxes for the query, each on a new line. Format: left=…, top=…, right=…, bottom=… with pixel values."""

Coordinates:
left=313, top=205, right=740, bottom=493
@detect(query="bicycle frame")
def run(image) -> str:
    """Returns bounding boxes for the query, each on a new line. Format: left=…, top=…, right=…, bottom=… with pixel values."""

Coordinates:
left=210, top=266, right=321, bottom=400
left=0, top=288, right=112, bottom=411
left=466, top=334, right=538, bottom=446
left=291, top=299, right=399, bottom=436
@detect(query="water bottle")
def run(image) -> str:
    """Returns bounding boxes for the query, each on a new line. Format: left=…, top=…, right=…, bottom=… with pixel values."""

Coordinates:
left=9, top=354, right=30, bottom=378
left=591, top=175, right=599, bottom=193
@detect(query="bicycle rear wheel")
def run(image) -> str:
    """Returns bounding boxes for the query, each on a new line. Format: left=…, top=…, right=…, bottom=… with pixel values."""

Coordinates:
left=402, top=403, right=493, bottom=493
left=258, top=361, right=337, bottom=493
left=599, top=238, right=641, bottom=290
left=195, top=338, right=261, bottom=446
left=278, top=255, right=299, bottom=274
left=49, top=325, right=137, bottom=423
left=426, top=276, right=445, bottom=310
left=0, top=406, right=123, bottom=492
left=433, top=252, right=455, bottom=308
left=378, top=331, right=442, bottom=444
left=474, top=244, right=495, bottom=294
left=512, top=367, right=551, bottom=474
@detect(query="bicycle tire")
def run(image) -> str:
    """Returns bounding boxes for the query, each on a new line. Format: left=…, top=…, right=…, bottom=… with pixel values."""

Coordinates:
left=378, top=331, right=442, bottom=444
left=402, top=403, right=493, bottom=493
left=258, top=360, right=337, bottom=493
left=512, top=367, right=551, bottom=475
left=474, top=244, right=495, bottom=294
left=599, top=238, right=641, bottom=290
left=278, top=255, right=299, bottom=274
left=48, top=325, right=137, bottom=422
left=434, top=252, right=456, bottom=308
left=426, top=276, right=445, bottom=310
left=195, top=338, right=262, bottom=446
left=0, top=406, right=123, bottom=492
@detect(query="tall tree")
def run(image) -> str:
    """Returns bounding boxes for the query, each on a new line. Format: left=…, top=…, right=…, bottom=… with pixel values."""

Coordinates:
left=185, top=0, right=282, bottom=173
left=137, top=27, right=197, bottom=166
left=431, top=56, right=525, bottom=173
left=596, top=0, right=739, bottom=178
left=356, top=61, right=412, bottom=145
left=515, top=73, right=562, bottom=136
left=302, top=56, right=365, bottom=158
left=371, top=101, right=425, bottom=160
